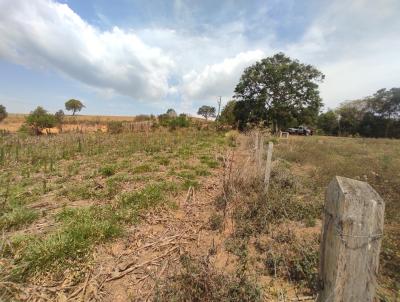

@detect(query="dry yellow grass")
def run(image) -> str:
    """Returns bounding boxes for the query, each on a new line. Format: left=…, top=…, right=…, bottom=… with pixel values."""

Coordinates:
left=0, top=114, right=143, bottom=132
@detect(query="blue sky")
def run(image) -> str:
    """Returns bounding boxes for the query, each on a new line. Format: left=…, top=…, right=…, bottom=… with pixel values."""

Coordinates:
left=0, top=0, right=399, bottom=115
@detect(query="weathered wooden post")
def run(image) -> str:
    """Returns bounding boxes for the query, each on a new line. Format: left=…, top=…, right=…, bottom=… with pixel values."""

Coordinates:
left=263, top=141, right=273, bottom=194
left=318, top=176, right=385, bottom=302
left=257, top=136, right=264, bottom=173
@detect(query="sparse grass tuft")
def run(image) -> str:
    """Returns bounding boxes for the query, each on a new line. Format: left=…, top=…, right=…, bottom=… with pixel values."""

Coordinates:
left=99, top=165, right=116, bottom=177
left=200, top=155, right=219, bottom=168
left=0, top=206, right=39, bottom=231
left=132, top=164, right=155, bottom=174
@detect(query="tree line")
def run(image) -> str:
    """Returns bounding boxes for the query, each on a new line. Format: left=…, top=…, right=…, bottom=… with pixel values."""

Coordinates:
left=0, top=99, right=85, bottom=135
left=1, top=53, right=399, bottom=138
left=318, top=88, right=400, bottom=138
left=217, top=53, right=399, bottom=138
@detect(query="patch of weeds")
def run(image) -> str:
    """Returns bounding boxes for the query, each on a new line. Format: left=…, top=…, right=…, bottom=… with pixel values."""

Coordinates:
left=232, top=194, right=269, bottom=237
left=102, top=177, right=122, bottom=199
left=155, top=156, right=170, bottom=166
left=176, top=146, right=193, bottom=159
left=12, top=205, right=122, bottom=280
left=58, top=182, right=93, bottom=201
left=304, top=216, right=316, bottom=227
left=194, top=165, right=211, bottom=176
left=208, top=213, right=223, bottom=231
left=0, top=206, right=39, bottom=231
left=118, top=181, right=177, bottom=210
left=66, top=162, right=81, bottom=176
left=99, top=165, right=116, bottom=177
left=154, top=254, right=261, bottom=302
left=225, top=237, right=249, bottom=259
left=264, top=240, right=319, bottom=293
left=381, top=231, right=400, bottom=284
left=199, top=155, right=219, bottom=168
left=182, top=179, right=199, bottom=190
left=225, top=130, right=239, bottom=147
left=132, top=164, right=154, bottom=174
left=214, top=194, right=227, bottom=211
left=177, top=170, right=197, bottom=180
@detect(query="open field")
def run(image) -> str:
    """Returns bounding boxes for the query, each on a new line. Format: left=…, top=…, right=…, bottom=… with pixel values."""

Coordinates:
left=0, top=127, right=399, bottom=301
left=0, top=114, right=150, bottom=133
left=0, top=127, right=228, bottom=300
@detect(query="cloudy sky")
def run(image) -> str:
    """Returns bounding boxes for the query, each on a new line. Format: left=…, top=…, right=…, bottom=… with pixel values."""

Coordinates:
left=0, top=0, right=399, bottom=115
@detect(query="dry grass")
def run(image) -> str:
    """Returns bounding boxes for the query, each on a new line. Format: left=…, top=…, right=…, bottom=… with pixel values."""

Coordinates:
left=203, top=133, right=399, bottom=301
left=0, top=113, right=145, bottom=132
left=274, top=135, right=400, bottom=300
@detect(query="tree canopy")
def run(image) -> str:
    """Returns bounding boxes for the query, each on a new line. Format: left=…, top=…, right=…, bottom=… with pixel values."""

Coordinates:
left=233, top=53, right=324, bottom=130
left=219, top=100, right=237, bottom=127
left=197, top=105, right=216, bottom=121
left=318, top=87, right=400, bottom=138
left=317, top=110, right=338, bottom=135
left=0, top=104, right=7, bottom=122
left=25, top=106, right=57, bottom=135
left=65, top=99, right=85, bottom=115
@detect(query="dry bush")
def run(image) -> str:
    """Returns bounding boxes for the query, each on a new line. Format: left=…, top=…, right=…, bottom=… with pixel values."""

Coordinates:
left=154, top=254, right=261, bottom=302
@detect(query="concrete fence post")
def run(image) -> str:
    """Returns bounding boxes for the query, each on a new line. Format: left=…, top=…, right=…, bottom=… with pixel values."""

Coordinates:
left=318, top=176, right=385, bottom=302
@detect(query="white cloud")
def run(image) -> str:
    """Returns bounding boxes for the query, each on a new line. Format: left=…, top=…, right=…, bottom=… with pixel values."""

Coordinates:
left=0, top=0, right=174, bottom=101
left=285, top=0, right=400, bottom=107
left=181, top=50, right=265, bottom=101
left=1, top=0, right=400, bottom=113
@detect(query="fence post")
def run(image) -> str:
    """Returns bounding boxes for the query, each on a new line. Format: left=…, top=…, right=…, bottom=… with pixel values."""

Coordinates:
left=257, top=136, right=264, bottom=173
left=263, top=141, right=273, bottom=194
left=318, top=176, right=385, bottom=302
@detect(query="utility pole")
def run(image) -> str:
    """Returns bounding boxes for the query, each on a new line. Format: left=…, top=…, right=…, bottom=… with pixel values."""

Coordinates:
left=216, top=96, right=222, bottom=119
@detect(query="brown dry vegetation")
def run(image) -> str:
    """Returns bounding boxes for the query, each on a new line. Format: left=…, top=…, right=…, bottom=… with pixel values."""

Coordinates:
left=0, top=114, right=152, bottom=133
left=0, top=124, right=399, bottom=301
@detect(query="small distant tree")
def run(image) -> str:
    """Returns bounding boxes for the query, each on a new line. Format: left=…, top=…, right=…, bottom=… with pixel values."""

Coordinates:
left=25, top=106, right=56, bottom=135
left=197, top=105, right=216, bottom=121
left=65, top=99, right=85, bottom=115
left=55, top=109, right=65, bottom=124
left=0, top=105, right=7, bottom=122
left=166, top=108, right=177, bottom=118
left=55, top=109, right=65, bottom=131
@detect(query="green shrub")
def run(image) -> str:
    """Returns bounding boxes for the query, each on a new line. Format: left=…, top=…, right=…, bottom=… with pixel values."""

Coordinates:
left=99, top=165, right=116, bottom=177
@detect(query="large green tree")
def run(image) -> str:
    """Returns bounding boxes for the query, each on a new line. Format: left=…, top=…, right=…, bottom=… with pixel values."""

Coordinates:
left=26, top=106, right=57, bottom=135
left=65, top=99, right=85, bottom=115
left=0, top=104, right=7, bottom=122
left=233, top=53, right=324, bottom=131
